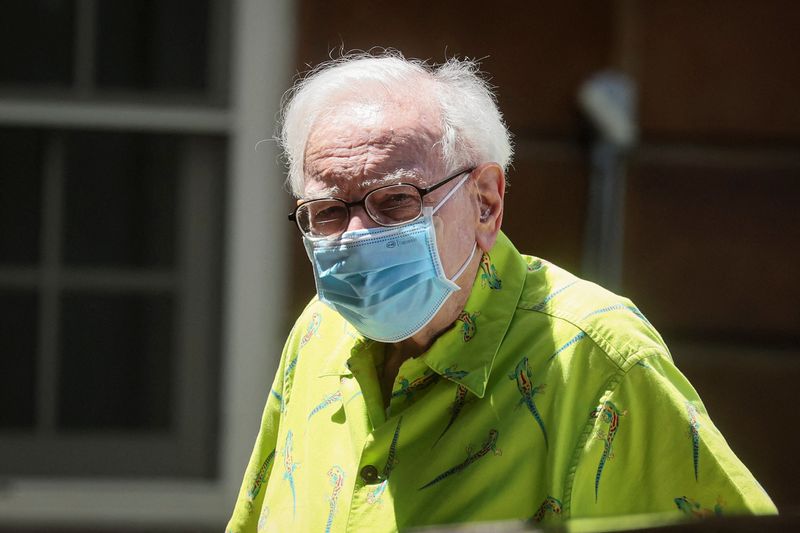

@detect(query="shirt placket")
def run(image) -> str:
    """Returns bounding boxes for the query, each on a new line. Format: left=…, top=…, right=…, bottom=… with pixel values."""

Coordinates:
left=339, top=345, right=451, bottom=531
left=334, top=345, right=397, bottom=531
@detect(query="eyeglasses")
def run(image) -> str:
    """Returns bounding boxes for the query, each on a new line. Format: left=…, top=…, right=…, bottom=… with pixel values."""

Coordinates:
left=289, top=167, right=475, bottom=239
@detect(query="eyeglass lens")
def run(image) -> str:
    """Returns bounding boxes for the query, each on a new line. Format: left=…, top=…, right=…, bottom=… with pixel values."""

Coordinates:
left=297, top=183, right=423, bottom=237
left=365, top=184, right=422, bottom=225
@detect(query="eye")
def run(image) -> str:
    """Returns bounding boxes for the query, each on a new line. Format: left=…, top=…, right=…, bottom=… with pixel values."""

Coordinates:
left=313, top=205, right=346, bottom=223
left=367, top=186, right=421, bottom=224
left=379, top=193, right=417, bottom=211
left=299, top=201, right=348, bottom=236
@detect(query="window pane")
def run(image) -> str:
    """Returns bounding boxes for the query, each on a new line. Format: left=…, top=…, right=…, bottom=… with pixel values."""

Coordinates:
left=0, top=290, right=38, bottom=429
left=0, top=0, right=75, bottom=85
left=0, top=128, right=44, bottom=265
left=95, top=0, right=210, bottom=92
left=62, top=131, right=177, bottom=268
left=58, top=292, right=173, bottom=430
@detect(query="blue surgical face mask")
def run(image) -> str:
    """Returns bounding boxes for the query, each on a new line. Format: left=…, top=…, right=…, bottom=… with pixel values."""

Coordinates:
left=304, top=173, right=476, bottom=342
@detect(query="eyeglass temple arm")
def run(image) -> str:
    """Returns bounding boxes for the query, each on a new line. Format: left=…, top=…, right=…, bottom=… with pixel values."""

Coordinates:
left=288, top=167, right=475, bottom=223
left=419, top=167, right=475, bottom=195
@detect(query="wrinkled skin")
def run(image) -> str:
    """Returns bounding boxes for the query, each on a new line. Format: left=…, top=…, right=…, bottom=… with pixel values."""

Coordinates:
left=302, top=92, right=505, bottom=404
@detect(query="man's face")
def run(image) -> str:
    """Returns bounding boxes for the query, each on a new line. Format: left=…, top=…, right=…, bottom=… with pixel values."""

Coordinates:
left=302, top=98, right=479, bottom=281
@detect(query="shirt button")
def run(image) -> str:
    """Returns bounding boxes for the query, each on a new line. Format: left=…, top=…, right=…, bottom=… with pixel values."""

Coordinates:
left=360, top=465, right=380, bottom=484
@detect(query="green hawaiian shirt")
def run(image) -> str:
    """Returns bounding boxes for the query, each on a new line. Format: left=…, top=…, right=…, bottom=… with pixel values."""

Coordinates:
left=227, top=231, right=776, bottom=532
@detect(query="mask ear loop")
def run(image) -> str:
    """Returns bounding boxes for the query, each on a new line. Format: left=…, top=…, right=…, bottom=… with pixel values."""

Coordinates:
left=432, top=171, right=473, bottom=215
left=429, top=169, right=478, bottom=284
left=449, top=242, right=477, bottom=283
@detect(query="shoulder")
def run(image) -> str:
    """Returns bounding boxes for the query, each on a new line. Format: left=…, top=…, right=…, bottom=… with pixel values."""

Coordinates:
left=288, top=296, right=351, bottom=342
left=514, top=256, right=670, bottom=372
left=283, top=296, right=361, bottom=375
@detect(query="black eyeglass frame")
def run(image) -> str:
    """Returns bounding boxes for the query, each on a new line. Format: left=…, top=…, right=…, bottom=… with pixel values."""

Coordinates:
left=288, top=167, right=476, bottom=237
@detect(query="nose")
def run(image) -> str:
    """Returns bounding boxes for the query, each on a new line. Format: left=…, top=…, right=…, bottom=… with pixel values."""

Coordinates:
left=345, top=206, right=377, bottom=232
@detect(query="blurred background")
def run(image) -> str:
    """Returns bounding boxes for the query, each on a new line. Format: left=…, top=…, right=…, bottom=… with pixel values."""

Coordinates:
left=0, top=0, right=798, bottom=531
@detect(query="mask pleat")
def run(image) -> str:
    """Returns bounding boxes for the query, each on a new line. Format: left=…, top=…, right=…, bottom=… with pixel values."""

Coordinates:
left=322, top=269, right=440, bottom=305
left=304, top=200, right=468, bottom=342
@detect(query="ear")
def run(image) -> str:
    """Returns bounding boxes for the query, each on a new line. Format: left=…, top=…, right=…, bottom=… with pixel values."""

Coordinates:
left=472, top=162, right=505, bottom=252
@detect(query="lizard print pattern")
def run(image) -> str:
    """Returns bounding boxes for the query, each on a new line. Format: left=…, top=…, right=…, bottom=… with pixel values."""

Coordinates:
left=345, top=390, right=363, bottom=406
left=591, top=401, right=627, bottom=502
left=527, top=258, right=544, bottom=272
left=455, top=310, right=480, bottom=342
left=509, top=356, right=548, bottom=449
left=546, top=332, right=586, bottom=363
left=282, top=430, right=300, bottom=519
left=674, top=496, right=724, bottom=518
left=441, top=366, right=469, bottom=381
left=433, top=384, right=469, bottom=447
left=368, top=417, right=403, bottom=505
left=299, top=312, right=321, bottom=348
left=270, top=388, right=283, bottom=406
left=419, top=429, right=501, bottom=490
left=279, top=355, right=300, bottom=412
left=531, top=495, right=562, bottom=523
left=686, top=402, right=701, bottom=481
left=307, top=391, right=343, bottom=421
left=392, top=370, right=439, bottom=402
left=324, top=465, right=345, bottom=533
left=530, top=281, right=578, bottom=312
left=257, top=504, right=270, bottom=531
left=479, top=252, right=502, bottom=289
left=582, top=304, right=653, bottom=328
left=247, top=448, right=276, bottom=504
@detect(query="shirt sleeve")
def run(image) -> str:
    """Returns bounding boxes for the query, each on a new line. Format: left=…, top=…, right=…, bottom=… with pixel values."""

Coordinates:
left=567, top=352, right=777, bottom=525
left=225, top=332, right=294, bottom=533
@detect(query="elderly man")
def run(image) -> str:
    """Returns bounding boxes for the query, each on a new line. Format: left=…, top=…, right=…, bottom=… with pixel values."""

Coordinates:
left=227, top=53, right=776, bottom=532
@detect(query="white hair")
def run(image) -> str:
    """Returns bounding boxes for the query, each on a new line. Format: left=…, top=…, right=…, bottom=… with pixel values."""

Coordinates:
left=279, top=51, right=514, bottom=197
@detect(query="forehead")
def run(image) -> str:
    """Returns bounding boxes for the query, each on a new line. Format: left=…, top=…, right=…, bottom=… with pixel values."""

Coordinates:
left=302, top=99, right=443, bottom=199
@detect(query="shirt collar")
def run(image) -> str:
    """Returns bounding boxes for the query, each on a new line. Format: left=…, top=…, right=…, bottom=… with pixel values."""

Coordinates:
left=421, top=231, right=526, bottom=397
left=317, top=231, right=527, bottom=398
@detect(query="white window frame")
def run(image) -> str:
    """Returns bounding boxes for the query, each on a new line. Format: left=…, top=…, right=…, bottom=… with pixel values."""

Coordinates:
left=0, top=0, right=294, bottom=527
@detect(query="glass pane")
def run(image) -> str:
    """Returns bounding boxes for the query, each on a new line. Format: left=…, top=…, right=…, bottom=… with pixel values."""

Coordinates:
left=62, top=131, right=178, bottom=268
left=0, top=290, right=38, bottom=429
left=0, top=128, right=44, bottom=265
left=95, top=0, right=210, bottom=92
left=0, top=0, right=75, bottom=85
left=58, top=292, right=173, bottom=430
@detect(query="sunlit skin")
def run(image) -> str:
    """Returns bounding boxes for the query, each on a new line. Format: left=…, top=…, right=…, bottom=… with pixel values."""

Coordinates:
left=302, top=90, right=505, bottom=406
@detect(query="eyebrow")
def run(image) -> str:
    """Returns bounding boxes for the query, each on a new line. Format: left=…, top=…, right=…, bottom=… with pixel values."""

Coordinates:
left=357, top=174, right=405, bottom=190
left=304, top=169, right=422, bottom=200
left=304, top=185, right=342, bottom=200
